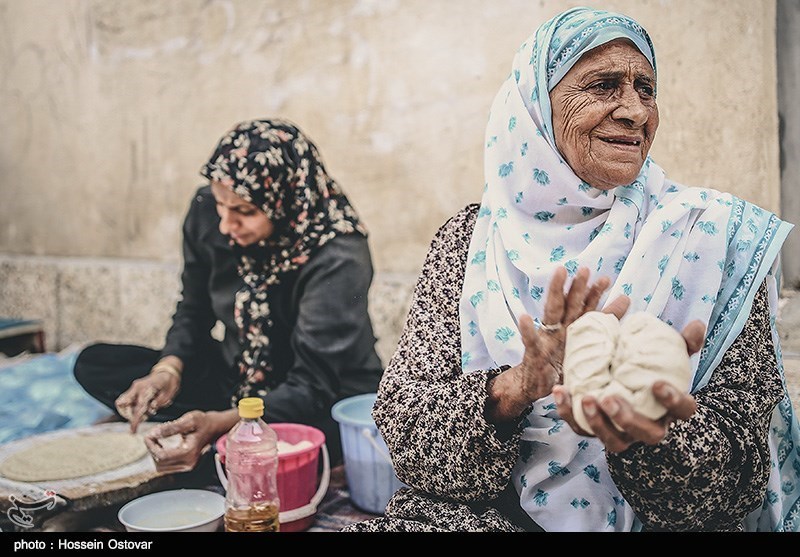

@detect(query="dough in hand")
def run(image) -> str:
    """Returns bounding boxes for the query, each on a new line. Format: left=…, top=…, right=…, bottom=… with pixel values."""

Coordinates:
left=563, top=311, right=691, bottom=434
left=0, top=431, right=149, bottom=482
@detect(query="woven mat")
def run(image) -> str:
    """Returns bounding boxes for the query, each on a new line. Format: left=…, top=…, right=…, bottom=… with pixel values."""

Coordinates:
left=0, top=422, right=381, bottom=532
left=1, top=462, right=380, bottom=532
left=306, top=465, right=381, bottom=532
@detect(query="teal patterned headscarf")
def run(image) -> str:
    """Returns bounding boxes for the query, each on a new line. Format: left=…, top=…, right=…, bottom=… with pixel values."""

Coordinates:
left=459, top=7, right=798, bottom=531
left=528, top=6, right=656, bottom=152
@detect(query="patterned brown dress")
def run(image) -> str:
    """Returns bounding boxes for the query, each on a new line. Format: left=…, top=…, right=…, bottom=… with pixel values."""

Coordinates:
left=342, top=204, right=784, bottom=532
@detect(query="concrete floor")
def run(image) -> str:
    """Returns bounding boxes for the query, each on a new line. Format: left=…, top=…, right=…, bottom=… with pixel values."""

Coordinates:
left=779, top=289, right=800, bottom=407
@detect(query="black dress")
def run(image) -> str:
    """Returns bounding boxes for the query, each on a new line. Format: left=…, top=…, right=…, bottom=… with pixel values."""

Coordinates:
left=74, top=186, right=384, bottom=467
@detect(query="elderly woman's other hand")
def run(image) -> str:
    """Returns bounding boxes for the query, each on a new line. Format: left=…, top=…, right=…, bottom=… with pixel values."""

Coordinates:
left=552, top=319, right=705, bottom=453
left=486, top=266, right=630, bottom=423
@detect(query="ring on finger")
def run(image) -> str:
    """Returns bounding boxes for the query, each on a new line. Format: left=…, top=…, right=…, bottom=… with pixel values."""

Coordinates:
left=539, top=322, right=562, bottom=333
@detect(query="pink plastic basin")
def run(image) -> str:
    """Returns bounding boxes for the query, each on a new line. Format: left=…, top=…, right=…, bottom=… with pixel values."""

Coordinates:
left=216, top=422, right=326, bottom=532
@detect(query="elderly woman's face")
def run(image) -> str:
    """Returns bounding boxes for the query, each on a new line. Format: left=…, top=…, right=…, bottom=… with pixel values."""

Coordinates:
left=550, top=39, right=659, bottom=190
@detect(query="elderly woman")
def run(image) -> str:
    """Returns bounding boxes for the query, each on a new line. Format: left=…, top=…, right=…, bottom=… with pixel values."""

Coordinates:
left=343, top=7, right=798, bottom=532
left=74, top=119, right=383, bottom=470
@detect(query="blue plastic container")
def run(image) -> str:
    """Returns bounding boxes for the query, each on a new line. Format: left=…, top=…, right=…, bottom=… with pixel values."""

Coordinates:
left=331, top=393, right=407, bottom=514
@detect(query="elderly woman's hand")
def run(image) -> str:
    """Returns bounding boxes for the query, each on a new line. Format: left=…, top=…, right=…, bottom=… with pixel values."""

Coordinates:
left=486, top=266, right=630, bottom=423
left=552, top=320, right=706, bottom=452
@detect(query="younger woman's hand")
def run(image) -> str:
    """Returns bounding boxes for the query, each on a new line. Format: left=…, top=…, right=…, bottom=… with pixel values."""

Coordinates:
left=143, top=411, right=214, bottom=473
left=143, top=409, right=239, bottom=473
left=115, top=372, right=180, bottom=433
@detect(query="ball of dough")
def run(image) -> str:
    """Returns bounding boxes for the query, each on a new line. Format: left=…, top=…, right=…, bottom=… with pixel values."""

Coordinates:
left=563, top=311, right=691, bottom=434
left=613, top=312, right=692, bottom=421
left=562, top=311, right=620, bottom=395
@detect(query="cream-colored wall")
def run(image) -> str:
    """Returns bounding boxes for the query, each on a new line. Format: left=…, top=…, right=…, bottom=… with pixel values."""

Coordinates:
left=0, top=0, right=779, bottom=276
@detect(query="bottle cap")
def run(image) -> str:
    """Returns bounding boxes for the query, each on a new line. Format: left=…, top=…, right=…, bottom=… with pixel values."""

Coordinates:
left=238, top=397, right=264, bottom=418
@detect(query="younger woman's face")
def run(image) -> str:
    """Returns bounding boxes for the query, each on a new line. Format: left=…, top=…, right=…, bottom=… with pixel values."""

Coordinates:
left=210, top=181, right=275, bottom=246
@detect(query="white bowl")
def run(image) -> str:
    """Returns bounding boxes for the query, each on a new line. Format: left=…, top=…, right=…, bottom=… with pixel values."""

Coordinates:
left=118, top=489, right=225, bottom=532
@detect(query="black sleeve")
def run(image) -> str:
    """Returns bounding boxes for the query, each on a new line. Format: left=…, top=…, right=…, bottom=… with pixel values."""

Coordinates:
left=260, top=234, right=381, bottom=423
left=160, top=192, right=217, bottom=368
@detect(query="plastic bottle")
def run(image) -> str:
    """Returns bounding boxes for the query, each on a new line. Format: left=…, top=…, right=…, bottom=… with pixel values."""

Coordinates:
left=223, top=397, right=281, bottom=532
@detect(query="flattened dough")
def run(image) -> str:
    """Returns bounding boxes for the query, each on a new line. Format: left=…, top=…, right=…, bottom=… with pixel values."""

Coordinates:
left=0, top=431, right=148, bottom=482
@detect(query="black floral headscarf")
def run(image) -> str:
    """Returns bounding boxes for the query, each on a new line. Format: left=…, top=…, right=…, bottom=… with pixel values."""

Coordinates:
left=200, top=119, right=367, bottom=404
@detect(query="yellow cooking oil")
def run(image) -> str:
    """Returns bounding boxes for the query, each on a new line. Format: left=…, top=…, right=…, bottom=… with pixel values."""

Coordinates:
left=223, top=503, right=280, bottom=532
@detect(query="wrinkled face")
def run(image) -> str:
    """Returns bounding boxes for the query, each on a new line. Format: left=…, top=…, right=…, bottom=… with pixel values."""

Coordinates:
left=210, top=181, right=274, bottom=247
left=550, top=39, right=659, bottom=190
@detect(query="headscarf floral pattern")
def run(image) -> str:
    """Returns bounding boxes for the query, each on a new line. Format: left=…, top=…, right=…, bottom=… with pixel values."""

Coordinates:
left=201, top=119, right=367, bottom=404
